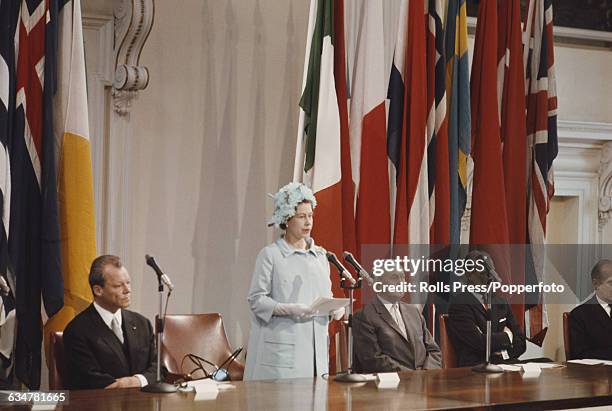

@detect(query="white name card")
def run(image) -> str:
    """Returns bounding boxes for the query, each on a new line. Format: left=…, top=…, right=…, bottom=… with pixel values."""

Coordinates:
left=376, top=372, right=400, bottom=389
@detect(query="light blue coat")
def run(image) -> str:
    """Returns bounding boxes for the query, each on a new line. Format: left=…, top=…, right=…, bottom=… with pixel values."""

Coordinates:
left=244, top=237, right=332, bottom=380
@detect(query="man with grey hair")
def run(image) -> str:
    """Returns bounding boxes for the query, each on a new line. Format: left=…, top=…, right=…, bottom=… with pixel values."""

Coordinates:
left=63, top=255, right=157, bottom=389
left=352, top=269, right=441, bottom=372
left=568, top=259, right=612, bottom=360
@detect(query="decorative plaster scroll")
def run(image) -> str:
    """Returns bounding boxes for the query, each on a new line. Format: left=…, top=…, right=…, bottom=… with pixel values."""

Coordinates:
left=112, top=89, right=139, bottom=116
left=598, top=141, right=612, bottom=230
left=113, top=0, right=154, bottom=115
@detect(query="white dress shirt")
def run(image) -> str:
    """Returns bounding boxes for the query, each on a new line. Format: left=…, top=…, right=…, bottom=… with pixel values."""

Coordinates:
left=93, top=302, right=148, bottom=387
left=378, top=296, right=408, bottom=339
left=596, top=295, right=612, bottom=317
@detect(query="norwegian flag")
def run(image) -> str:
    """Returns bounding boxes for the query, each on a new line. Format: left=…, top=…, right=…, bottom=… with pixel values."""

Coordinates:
left=424, top=0, right=449, bottom=334
left=426, top=0, right=449, bottom=246
left=523, top=0, right=558, bottom=345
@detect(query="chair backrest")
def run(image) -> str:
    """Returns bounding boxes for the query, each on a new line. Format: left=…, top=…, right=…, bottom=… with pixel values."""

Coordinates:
left=48, top=332, right=65, bottom=390
left=439, top=314, right=457, bottom=369
left=161, top=313, right=244, bottom=381
left=563, top=312, right=571, bottom=360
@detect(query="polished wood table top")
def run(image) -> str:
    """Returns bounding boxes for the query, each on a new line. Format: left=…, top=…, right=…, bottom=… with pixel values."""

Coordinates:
left=14, top=363, right=612, bottom=410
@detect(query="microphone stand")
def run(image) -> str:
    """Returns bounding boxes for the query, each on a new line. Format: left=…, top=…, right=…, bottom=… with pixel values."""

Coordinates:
left=472, top=279, right=503, bottom=373
left=142, top=277, right=177, bottom=392
left=334, top=274, right=367, bottom=383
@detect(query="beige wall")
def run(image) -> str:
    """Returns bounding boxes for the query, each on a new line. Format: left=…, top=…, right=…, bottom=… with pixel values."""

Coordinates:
left=125, top=0, right=309, bottom=348
left=555, top=45, right=612, bottom=123
left=100, top=0, right=612, bottom=354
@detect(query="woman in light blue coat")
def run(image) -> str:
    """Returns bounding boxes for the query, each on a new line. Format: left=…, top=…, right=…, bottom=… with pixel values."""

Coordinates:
left=244, top=183, right=343, bottom=380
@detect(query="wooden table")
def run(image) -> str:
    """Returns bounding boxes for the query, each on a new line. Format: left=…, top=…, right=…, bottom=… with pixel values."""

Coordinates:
left=8, top=363, right=612, bottom=410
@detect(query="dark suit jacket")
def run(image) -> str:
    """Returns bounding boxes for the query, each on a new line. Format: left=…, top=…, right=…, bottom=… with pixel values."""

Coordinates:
left=569, top=295, right=612, bottom=360
left=447, top=292, right=526, bottom=367
left=352, top=298, right=441, bottom=373
left=63, top=304, right=157, bottom=389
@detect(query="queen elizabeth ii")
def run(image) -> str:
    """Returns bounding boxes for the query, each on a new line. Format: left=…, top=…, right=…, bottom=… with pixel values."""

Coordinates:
left=244, top=182, right=343, bottom=380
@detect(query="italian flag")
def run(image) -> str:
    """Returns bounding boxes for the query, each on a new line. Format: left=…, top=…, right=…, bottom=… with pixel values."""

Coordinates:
left=294, top=0, right=355, bottom=284
left=294, top=0, right=357, bottom=374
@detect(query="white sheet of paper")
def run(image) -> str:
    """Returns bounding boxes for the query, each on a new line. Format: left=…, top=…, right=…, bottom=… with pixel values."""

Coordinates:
left=498, top=364, right=521, bottom=372
left=309, top=297, right=349, bottom=315
left=568, top=359, right=612, bottom=366
left=523, top=362, right=563, bottom=369
left=503, top=362, right=564, bottom=371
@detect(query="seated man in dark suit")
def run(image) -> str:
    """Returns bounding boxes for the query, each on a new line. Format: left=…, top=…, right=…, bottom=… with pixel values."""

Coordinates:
left=447, top=250, right=526, bottom=367
left=569, top=259, right=612, bottom=360
left=64, top=255, right=157, bottom=389
left=353, top=270, right=441, bottom=372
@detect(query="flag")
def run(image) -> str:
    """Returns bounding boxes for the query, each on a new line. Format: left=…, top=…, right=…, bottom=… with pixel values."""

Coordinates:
left=0, top=0, right=19, bottom=385
left=333, top=0, right=357, bottom=267
left=295, top=0, right=355, bottom=297
left=424, top=0, right=449, bottom=334
left=392, top=0, right=429, bottom=247
left=524, top=0, right=558, bottom=345
left=11, top=0, right=64, bottom=388
left=387, top=0, right=408, bottom=241
left=445, top=0, right=470, bottom=249
left=350, top=0, right=390, bottom=260
left=294, top=0, right=356, bottom=373
left=469, top=0, right=511, bottom=283
left=498, top=0, right=528, bottom=329
left=44, top=0, right=96, bottom=348
left=427, top=0, right=449, bottom=245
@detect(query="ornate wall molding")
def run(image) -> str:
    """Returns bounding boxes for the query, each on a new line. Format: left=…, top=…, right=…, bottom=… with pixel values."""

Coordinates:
left=467, top=17, right=612, bottom=49
left=82, top=13, right=114, bottom=251
left=550, top=120, right=612, bottom=234
left=558, top=120, right=612, bottom=143
left=598, top=142, right=612, bottom=230
left=113, top=0, right=155, bottom=115
left=459, top=120, right=612, bottom=241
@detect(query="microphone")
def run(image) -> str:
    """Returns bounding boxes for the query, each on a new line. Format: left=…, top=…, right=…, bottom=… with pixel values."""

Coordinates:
left=343, top=251, right=374, bottom=285
left=326, top=252, right=356, bottom=285
left=481, top=257, right=502, bottom=283
left=145, top=254, right=175, bottom=291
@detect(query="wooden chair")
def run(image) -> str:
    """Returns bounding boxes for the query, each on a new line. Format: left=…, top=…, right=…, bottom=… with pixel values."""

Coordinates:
left=331, top=319, right=348, bottom=373
left=563, top=312, right=571, bottom=360
left=161, top=313, right=244, bottom=382
left=439, top=314, right=457, bottom=368
left=48, top=332, right=66, bottom=389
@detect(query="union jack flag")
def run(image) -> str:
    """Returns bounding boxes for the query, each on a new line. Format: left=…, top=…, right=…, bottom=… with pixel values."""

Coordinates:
left=524, top=0, right=558, bottom=345
left=0, top=0, right=19, bottom=386
left=1, top=0, right=65, bottom=388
